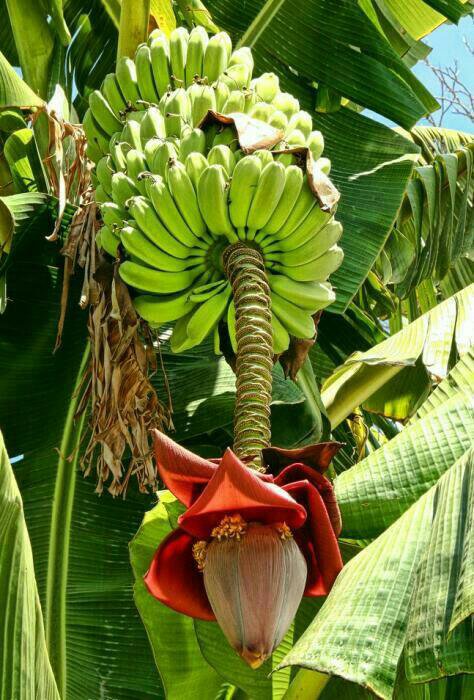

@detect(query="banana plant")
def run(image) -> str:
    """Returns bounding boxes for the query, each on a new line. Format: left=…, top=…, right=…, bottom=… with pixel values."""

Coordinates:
left=0, top=0, right=473, bottom=699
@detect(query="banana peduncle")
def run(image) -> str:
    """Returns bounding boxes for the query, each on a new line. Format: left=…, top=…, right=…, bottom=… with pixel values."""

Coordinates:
left=223, top=242, right=273, bottom=469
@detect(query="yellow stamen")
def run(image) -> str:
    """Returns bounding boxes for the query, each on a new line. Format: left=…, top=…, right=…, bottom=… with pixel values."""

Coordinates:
left=276, top=522, right=293, bottom=540
left=192, top=540, right=208, bottom=570
left=211, top=514, right=247, bottom=541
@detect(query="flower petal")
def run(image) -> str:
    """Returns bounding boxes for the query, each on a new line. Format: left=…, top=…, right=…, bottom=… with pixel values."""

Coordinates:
left=275, top=463, right=342, bottom=536
left=153, top=429, right=216, bottom=506
left=282, top=480, right=343, bottom=596
left=144, top=527, right=214, bottom=620
left=262, top=442, right=343, bottom=474
left=179, top=449, right=307, bottom=538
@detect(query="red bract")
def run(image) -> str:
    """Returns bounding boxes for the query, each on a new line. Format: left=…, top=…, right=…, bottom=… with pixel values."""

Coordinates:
left=145, top=431, right=342, bottom=666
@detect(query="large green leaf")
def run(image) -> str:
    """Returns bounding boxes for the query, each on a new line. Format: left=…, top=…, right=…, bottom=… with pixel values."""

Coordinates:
left=316, top=108, right=419, bottom=311
left=208, top=0, right=440, bottom=127
left=279, top=356, right=474, bottom=698
left=334, top=350, right=474, bottom=538
left=377, top=128, right=474, bottom=297
left=0, top=220, right=165, bottom=697
left=0, top=430, right=60, bottom=700
left=0, top=50, right=44, bottom=108
left=280, top=448, right=474, bottom=699
left=321, top=284, right=474, bottom=426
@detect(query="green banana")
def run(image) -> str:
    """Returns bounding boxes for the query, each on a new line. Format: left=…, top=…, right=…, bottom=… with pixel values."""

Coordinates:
left=197, top=164, right=237, bottom=241
left=127, top=195, right=194, bottom=259
left=96, top=155, right=114, bottom=195
left=227, top=300, right=237, bottom=353
left=163, top=88, right=191, bottom=137
left=169, top=27, right=189, bottom=86
left=150, top=34, right=172, bottom=97
left=316, top=156, right=331, bottom=175
left=251, top=72, right=279, bottom=102
left=116, top=56, right=141, bottom=107
left=95, top=185, right=109, bottom=204
left=255, top=164, right=303, bottom=241
left=120, top=224, right=202, bottom=271
left=166, top=158, right=208, bottom=239
left=120, top=259, right=205, bottom=294
left=179, top=128, right=206, bottom=160
left=265, top=207, right=332, bottom=252
left=86, top=140, right=103, bottom=164
left=271, top=177, right=316, bottom=240
left=186, top=283, right=231, bottom=345
left=266, top=220, right=343, bottom=266
left=228, top=154, right=262, bottom=237
left=101, top=201, right=126, bottom=229
left=185, top=26, right=208, bottom=86
left=215, top=81, right=230, bottom=112
left=207, top=145, right=236, bottom=175
left=109, top=133, right=128, bottom=171
left=220, top=63, right=251, bottom=90
left=246, top=160, right=286, bottom=239
left=99, top=225, right=120, bottom=257
left=120, top=119, right=143, bottom=152
left=211, top=126, right=238, bottom=149
left=140, top=107, right=166, bottom=142
left=272, top=92, right=299, bottom=118
left=83, top=109, right=109, bottom=157
left=89, top=90, right=122, bottom=136
left=307, top=130, right=324, bottom=160
left=134, top=292, right=195, bottom=326
left=271, top=292, right=315, bottom=339
left=268, top=110, right=288, bottom=131
left=135, top=44, right=159, bottom=104
left=229, top=46, right=253, bottom=72
left=125, top=148, right=148, bottom=194
left=271, top=312, right=290, bottom=354
left=144, top=138, right=164, bottom=165
left=185, top=152, right=208, bottom=189
left=189, top=279, right=228, bottom=303
left=249, top=102, right=275, bottom=122
left=287, top=111, right=313, bottom=139
left=150, top=140, right=178, bottom=177
left=111, top=171, right=140, bottom=208
left=203, top=33, right=228, bottom=82
left=271, top=245, right=344, bottom=282
left=222, top=90, right=246, bottom=114
left=253, top=149, right=274, bottom=167
left=285, top=128, right=307, bottom=147
left=101, top=73, right=127, bottom=117
left=189, top=83, right=216, bottom=126
left=145, top=175, right=206, bottom=249
left=268, top=273, right=336, bottom=312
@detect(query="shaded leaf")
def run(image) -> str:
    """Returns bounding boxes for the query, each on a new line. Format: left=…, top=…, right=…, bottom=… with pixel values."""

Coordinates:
left=0, top=430, right=60, bottom=700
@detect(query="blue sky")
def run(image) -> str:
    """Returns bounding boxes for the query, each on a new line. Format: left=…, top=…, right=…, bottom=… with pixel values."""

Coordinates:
left=365, top=16, right=473, bottom=131
left=413, top=15, right=473, bottom=131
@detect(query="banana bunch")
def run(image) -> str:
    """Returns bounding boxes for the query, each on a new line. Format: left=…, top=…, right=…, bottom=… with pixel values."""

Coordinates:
left=84, top=27, right=328, bottom=168
left=95, top=138, right=342, bottom=354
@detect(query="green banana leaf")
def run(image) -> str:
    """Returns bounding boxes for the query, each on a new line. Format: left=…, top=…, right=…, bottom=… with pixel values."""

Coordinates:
left=377, top=128, right=474, bottom=297
left=0, top=50, right=44, bottom=108
left=334, top=349, right=474, bottom=538
left=321, top=284, right=474, bottom=426
left=0, top=430, right=60, bottom=700
left=279, top=356, right=474, bottom=699
left=0, top=213, right=165, bottom=697
left=208, top=0, right=439, bottom=127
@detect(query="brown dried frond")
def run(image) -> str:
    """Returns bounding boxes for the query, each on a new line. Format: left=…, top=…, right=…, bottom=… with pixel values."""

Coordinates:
left=77, top=261, right=170, bottom=496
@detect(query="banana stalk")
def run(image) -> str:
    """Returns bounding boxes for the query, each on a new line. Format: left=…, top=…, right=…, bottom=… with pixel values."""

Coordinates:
left=117, top=0, right=151, bottom=60
left=223, top=242, right=273, bottom=469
